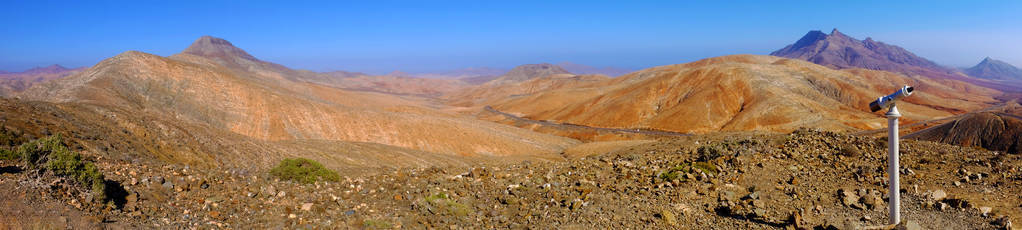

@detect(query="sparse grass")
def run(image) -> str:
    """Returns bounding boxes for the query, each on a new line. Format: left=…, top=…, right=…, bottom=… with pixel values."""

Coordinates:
left=691, top=161, right=719, bottom=175
left=363, top=219, right=393, bottom=229
left=270, top=158, right=340, bottom=184
left=660, top=161, right=718, bottom=181
left=16, top=135, right=108, bottom=202
left=0, top=149, right=17, bottom=160
left=422, top=192, right=472, bottom=216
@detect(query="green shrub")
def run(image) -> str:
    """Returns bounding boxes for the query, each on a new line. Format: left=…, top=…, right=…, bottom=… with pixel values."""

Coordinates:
left=422, top=192, right=471, bottom=216
left=0, top=149, right=17, bottom=160
left=16, top=135, right=108, bottom=202
left=659, top=161, right=718, bottom=181
left=270, top=158, right=340, bottom=184
left=691, top=161, right=719, bottom=175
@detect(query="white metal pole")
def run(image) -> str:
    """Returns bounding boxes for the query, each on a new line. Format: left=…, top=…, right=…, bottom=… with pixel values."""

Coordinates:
left=886, top=104, right=901, bottom=225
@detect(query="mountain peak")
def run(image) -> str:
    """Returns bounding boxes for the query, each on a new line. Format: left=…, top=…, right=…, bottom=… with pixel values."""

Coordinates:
left=965, top=57, right=1022, bottom=80
left=771, top=29, right=945, bottom=76
left=486, top=63, right=571, bottom=84
left=181, top=36, right=257, bottom=61
left=22, top=64, right=72, bottom=74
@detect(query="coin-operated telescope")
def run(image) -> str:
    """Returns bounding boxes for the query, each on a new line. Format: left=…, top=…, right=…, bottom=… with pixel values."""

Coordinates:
left=869, top=86, right=914, bottom=112
left=870, top=85, right=913, bottom=225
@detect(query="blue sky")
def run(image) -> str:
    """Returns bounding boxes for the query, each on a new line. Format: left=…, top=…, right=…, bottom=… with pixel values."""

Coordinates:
left=1, top=1, right=1020, bottom=74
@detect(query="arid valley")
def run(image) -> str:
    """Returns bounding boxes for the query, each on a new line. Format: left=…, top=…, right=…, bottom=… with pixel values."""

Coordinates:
left=2, top=2, right=1022, bottom=229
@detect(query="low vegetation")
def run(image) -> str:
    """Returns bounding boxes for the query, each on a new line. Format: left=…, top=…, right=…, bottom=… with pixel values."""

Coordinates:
left=0, top=149, right=17, bottom=160
left=11, top=135, right=109, bottom=203
left=270, top=158, right=340, bottom=184
left=422, top=192, right=472, bottom=216
left=659, top=161, right=719, bottom=181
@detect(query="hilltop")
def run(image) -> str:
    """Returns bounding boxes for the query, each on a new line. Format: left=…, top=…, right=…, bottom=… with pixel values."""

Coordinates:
left=485, top=63, right=572, bottom=85
left=16, top=36, right=578, bottom=170
left=964, top=57, right=1022, bottom=81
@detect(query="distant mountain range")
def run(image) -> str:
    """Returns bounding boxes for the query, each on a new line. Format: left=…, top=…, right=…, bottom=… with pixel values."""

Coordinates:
left=964, top=57, right=1022, bottom=80
left=0, top=64, right=82, bottom=96
left=771, top=29, right=952, bottom=76
left=556, top=62, right=632, bottom=77
left=772, top=28, right=1020, bottom=92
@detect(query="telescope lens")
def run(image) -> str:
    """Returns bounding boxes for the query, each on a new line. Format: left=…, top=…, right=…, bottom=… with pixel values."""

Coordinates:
left=906, top=86, right=914, bottom=93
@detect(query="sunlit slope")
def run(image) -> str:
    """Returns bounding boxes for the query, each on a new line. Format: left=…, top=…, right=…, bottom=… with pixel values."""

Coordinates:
left=490, top=55, right=999, bottom=133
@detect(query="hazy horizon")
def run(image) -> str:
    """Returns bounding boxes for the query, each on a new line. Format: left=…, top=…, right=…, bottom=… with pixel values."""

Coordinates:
left=2, top=1, right=1020, bottom=74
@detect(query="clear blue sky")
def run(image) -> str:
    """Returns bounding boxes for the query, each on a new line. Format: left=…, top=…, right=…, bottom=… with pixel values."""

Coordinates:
left=2, top=0, right=1020, bottom=74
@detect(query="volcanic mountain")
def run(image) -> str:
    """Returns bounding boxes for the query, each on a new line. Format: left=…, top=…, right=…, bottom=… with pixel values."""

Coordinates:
left=907, top=103, right=1022, bottom=154
left=485, top=55, right=1000, bottom=134
left=484, top=63, right=572, bottom=85
left=771, top=29, right=954, bottom=75
left=17, top=36, right=577, bottom=170
left=0, top=64, right=82, bottom=96
left=557, top=62, right=633, bottom=77
left=771, top=29, right=1022, bottom=93
left=964, top=57, right=1022, bottom=80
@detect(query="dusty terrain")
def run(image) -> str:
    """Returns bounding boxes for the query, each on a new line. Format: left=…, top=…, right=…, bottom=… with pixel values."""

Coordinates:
left=0, top=129, right=1017, bottom=229
left=486, top=55, right=999, bottom=134
left=1, top=34, right=1020, bottom=229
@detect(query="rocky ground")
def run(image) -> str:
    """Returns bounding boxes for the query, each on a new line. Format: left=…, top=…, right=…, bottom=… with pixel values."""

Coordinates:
left=1, top=129, right=1019, bottom=229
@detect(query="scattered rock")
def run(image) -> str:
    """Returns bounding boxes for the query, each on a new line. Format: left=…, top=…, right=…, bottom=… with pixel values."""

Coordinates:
left=929, top=190, right=947, bottom=201
left=896, top=220, right=922, bottom=230
left=659, top=209, right=677, bottom=226
left=992, top=216, right=1012, bottom=229
left=838, top=189, right=859, bottom=207
left=979, top=206, right=992, bottom=217
left=302, top=203, right=313, bottom=211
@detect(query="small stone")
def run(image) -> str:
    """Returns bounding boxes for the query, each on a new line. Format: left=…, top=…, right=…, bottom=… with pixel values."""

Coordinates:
left=277, top=191, right=286, bottom=197
left=953, top=181, right=961, bottom=186
left=344, top=210, right=356, bottom=215
left=130, top=178, right=138, bottom=185
left=979, top=206, right=992, bottom=217
left=896, top=220, right=922, bottom=230
left=930, top=190, right=947, bottom=201
left=288, top=213, right=296, bottom=219
left=659, top=209, right=677, bottom=226
left=839, top=189, right=859, bottom=207
left=301, top=203, right=313, bottom=211
left=200, top=180, right=209, bottom=189
left=209, top=211, right=221, bottom=219
left=162, top=180, right=173, bottom=189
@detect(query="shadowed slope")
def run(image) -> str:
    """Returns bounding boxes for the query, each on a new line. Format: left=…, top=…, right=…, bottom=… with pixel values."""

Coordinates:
left=907, top=103, right=1022, bottom=154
